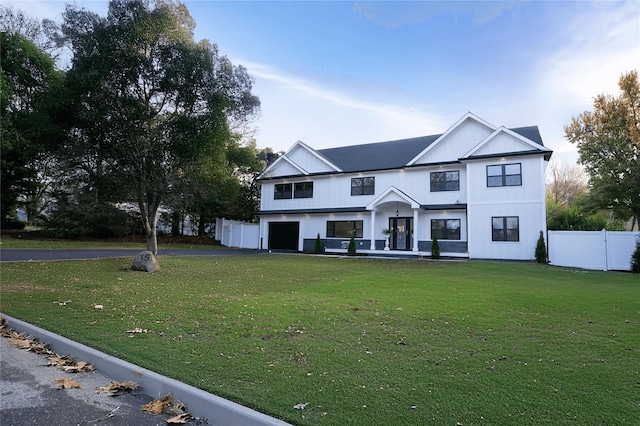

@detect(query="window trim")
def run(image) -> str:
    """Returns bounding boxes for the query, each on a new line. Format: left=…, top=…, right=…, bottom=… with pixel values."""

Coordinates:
left=491, top=216, right=519, bottom=242
left=487, top=163, right=522, bottom=187
left=294, top=181, right=313, bottom=199
left=351, top=177, right=375, bottom=196
left=430, top=170, right=460, bottom=192
left=430, top=219, right=461, bottom=240
left=326, top=220, right=364, bottom=238
left=274, top=183, right=292, bottom=199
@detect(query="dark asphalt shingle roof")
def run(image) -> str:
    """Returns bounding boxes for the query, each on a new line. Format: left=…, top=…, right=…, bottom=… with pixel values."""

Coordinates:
left=317, top=126, right=544, bottom=173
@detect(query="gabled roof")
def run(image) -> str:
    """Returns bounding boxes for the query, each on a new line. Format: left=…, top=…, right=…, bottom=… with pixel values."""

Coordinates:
left=461, top=126, right=551, bottom=160
left=263, top=114, right=550, bottom=177
left=318, top=134, right=441, bottom=173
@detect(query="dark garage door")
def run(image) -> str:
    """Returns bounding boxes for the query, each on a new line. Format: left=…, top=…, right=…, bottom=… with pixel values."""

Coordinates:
left=268, top=222, right=299, bottom=250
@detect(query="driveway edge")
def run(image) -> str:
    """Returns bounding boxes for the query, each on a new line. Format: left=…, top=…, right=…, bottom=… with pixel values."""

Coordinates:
left=1, top=313, right=292, bottom=426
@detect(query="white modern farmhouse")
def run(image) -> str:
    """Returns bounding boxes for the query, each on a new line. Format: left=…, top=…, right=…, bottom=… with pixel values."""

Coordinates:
left=257, top=112, right=552, bottom=260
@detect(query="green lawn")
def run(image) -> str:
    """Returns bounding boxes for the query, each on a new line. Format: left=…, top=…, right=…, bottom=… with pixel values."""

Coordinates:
left=1, top=255, right=638, bottom=425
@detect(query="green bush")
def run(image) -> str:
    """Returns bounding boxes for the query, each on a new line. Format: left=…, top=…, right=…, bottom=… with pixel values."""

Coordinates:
left=431, top=234, right=440, bottom=259
left=535, top=231, right=548, bottom=264
left=314, top=233, right=324, bottom=254
left=348, top=232, right=356, bottom=256
left=631, top=238, right=640, bottom=273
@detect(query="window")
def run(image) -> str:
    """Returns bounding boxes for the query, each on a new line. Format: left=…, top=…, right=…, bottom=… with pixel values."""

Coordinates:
left=430, top=171, right=460, bottom=192
left=351, top=177, right=375, bottom=196
left=431, top=219, right=461, bottom=240
left=487, top=163, right=522, bottom=187
left=274, top=183, right=292, bottom=199
left=492, top=216, right=519, bottom=241
left=294, top=182, right=313, bottom=199
left=326, top=221, right=363, bottom=238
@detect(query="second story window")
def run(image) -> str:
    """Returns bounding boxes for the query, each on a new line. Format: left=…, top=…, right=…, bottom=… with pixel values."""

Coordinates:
left=274, top=183, right=292, bottom=199
left=487, top=163, right=522, bottom=187
left=430, top=171, right=459, bottom=192
left=351, top=177, right=375, bottom=196
left=294, top=182, right=313, bottom=198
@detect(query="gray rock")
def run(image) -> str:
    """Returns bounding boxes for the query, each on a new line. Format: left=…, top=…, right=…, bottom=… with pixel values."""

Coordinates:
left=131, top=251, right=160, bottom=272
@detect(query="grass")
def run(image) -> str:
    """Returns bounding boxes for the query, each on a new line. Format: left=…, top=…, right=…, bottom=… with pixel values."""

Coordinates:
left=1, top=255, right=638, bottom=425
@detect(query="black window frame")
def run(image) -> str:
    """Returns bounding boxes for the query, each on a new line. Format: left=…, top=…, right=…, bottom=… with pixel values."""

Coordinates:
left=491, top=216, right=519, bottom=242
left=430, top=219, right=461, bottom=240
left=430, top=170, right=460, bottom=192
left=274, top=183, right=292, bottom=199
left=326, top=220, right=364, bottom=238
left=351, top=177, right=375, bottom=196
left=487, top=163, right=522, bottom=187
left=294, top=181, right=313, bottom=199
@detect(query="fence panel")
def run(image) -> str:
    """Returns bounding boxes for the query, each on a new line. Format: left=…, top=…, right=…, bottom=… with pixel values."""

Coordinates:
left=548, top=230, right=639, bottom=271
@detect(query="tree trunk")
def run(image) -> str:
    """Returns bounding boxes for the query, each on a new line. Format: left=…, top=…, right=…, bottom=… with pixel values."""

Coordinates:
left=171, top=211, right=180, bottom=237
left=145, top=212, right=158, bottom=255
left=198, top=214, right=206, bottom=237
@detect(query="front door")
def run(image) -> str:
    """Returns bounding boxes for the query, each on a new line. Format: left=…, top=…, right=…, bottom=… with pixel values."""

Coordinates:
left=389, top=217, right=412, bottom=250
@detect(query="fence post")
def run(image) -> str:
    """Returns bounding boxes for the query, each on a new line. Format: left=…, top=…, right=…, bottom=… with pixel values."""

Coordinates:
left=601, top=229, right=608, bottom=272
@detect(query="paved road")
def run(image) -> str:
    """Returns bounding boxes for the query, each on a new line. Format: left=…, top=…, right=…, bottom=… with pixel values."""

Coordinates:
left=0, top=334, right=166, bottom=426
left=0, top=248, right=263, bottom=262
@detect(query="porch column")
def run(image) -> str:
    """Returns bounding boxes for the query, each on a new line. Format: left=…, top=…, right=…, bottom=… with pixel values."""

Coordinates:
left=412, top=208, right=419, bottom=252
left=370, top=209, right=376, bottom=251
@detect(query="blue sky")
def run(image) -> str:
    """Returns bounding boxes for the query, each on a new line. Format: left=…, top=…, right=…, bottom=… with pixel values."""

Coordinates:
left=8, top=1, right=640, bottom=163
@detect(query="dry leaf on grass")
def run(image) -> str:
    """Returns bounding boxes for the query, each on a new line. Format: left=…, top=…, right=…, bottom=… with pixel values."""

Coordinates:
left=93, top=304, right=104, bottom=310
left=53, top=378, right=82, bottom=389
left=125, top=328, right=149, bottom=334
left=142, top=394, right=174, bottom=414
left=96, top=380, right=141, bottom=396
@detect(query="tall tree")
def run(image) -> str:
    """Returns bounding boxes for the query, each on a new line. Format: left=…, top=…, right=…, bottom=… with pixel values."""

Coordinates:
left=0, top=31, right=63, bottom=226
left=545, top=159, right=587, bottom=206
left=565, top=70, right=640, bottom=229
left=60, top=0, right=259, bottom=253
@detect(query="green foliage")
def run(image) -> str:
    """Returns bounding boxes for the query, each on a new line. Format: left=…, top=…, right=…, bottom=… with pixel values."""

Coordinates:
left=431, top=234, right=440, bottom=259
left=314, top=233, right=324, bottom=254
left=2, top=257, right=639, bottom=425
left=59, top=0, right=260, bottom=252
left=535, top=231, right=548, bottom=264
left=565, top=70, right=640, bottom=227
left=631, top=238, right=640, bottom=273
left=347, top=232, right=356, bottom=256
left=546, top=198, right=622, bottom=231
left=0, top=31, right=63, bottom=226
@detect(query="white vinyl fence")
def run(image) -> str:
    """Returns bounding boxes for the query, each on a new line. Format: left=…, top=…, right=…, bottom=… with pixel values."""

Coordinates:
left=548, top=230, right=639, bottom=271
left=214, top=218, right=260, bottom=249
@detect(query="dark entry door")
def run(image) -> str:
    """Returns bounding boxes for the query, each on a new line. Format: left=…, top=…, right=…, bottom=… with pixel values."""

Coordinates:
left=268, top=222, right=300, bottom=250
left=389, top=217, right=412, bottom=250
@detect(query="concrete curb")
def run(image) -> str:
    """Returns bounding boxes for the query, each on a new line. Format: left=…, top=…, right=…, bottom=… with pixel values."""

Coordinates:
left=2, top=313, right=292, bottom=426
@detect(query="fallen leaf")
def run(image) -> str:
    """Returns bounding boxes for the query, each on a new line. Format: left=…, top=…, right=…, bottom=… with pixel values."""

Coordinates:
left=125, top=328, right=149, bottom=334
left=10, top=337, right=34, bottom=349
left=46, top=354, right=76, bottom=367
left=53, top=378, right=82, bottom=389
left=93, top=304, right=104, bottom=310
left=294, top=402, right=309, bottom=410
left=96, top=381, right=141, bottom=396
left=166, top=413, right=193, bottom=424
left=62, top=361, right=95, bottom=373
left=142, top=394, right=173, bottom=414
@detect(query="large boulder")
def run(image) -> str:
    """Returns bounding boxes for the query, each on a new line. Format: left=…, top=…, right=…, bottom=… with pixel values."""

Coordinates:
left=132, top=251, right=160, bottom=272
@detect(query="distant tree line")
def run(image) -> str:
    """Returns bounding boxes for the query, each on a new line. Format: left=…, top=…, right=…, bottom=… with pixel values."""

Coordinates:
left=1, top=1, right=279, bottom=253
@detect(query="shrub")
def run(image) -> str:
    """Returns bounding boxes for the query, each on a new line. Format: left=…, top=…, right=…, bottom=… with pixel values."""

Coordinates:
left=631, top=238, right=640, bottom=273
left=314, top=233, right=324, bottom=254
left=348, top=232, right=356, bottom=256
left=535, top=231, right=548, bottom=264
left=431, top=234, right=440, bottom=259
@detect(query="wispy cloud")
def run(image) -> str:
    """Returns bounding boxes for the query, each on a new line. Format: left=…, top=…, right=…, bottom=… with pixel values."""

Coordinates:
left=353, top=1, right=529, bottom=29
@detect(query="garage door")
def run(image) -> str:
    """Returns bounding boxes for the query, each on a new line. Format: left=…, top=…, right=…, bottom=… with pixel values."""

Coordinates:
left=268, top=222, right=299, bottom=250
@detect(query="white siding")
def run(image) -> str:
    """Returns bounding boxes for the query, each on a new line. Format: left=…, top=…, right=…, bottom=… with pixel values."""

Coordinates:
left=413, top=119, right=493, bottom=165
left=466, top=156, right=547, bottom=259
left=471, top=132, right=538, bottom=157
left=287, top=144, right=336, bottom=174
